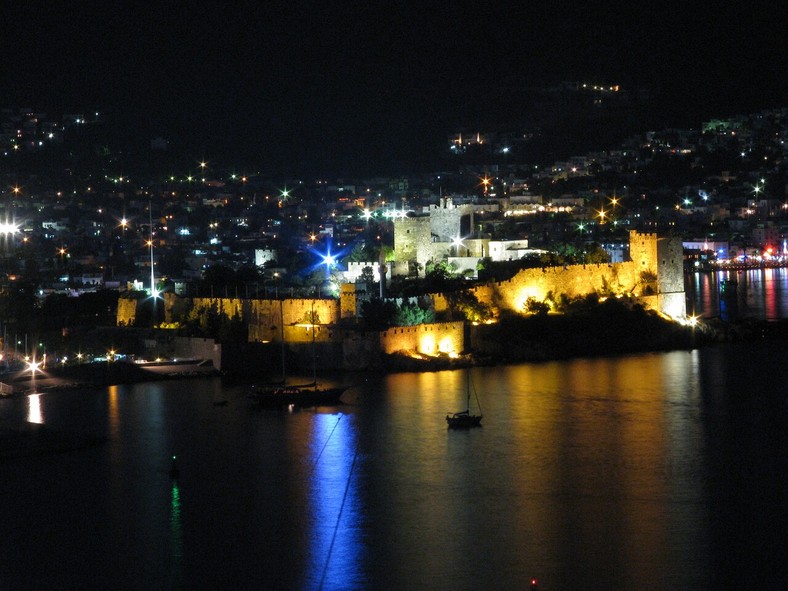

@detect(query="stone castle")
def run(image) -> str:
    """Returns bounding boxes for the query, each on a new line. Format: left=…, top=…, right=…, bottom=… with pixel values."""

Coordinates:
left=391, top=197, right=685, bottom=319
left=118, top=202, right=686, bottom=369
left=429, top=229, right=686, bottom=320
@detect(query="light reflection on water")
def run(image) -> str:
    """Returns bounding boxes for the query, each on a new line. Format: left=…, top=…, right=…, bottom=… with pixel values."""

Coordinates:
left=687, top=267, right=788, bottom=319
left=26, top=393, right=43, bottom=424
left=0, top=348, right=785, bottom=590
left=304, top=413, right=363, bottom=591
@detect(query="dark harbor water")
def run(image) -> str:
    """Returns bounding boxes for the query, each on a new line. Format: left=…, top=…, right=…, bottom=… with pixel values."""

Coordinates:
left=2, top=341, right=786, bottom=590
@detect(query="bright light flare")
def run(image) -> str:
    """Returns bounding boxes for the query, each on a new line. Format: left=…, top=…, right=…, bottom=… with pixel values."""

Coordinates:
left=309, top=241, right=348, bottom=278
left=0, top=221, right=19, bottom=235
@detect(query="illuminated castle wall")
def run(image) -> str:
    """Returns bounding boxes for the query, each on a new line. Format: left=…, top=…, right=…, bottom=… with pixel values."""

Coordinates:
left=168, top=296, right=465, bottom=368
left=392, top=205, right=686, bottom=318
left=191, top=297, right=343, bottom=343
left=341, top=321, right=465, bottom=369
left=118, top=232, right=683, bottom=370
left=378, top=321, right=464, bottom=356
left=431, top=231, right=686, bottom=319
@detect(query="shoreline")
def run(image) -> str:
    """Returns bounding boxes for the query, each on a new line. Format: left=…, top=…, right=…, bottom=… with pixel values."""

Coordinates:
left=2, top=317, right=783, bottom=459
left=2, top=317, right=784, bottom=394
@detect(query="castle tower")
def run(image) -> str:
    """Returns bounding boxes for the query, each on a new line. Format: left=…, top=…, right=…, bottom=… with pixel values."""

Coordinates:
left=394, top=216, right=432, bottom=275
left=629, top=230, right=686, bottom=318
left=340, top=283, right=358, bottom=319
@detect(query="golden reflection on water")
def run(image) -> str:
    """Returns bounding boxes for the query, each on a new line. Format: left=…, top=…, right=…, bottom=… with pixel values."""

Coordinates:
left=514, top=353, right=701, bottom=585
left=107, top=385, right=120, bottom=437
left=377, top=353, right=703, bottom=586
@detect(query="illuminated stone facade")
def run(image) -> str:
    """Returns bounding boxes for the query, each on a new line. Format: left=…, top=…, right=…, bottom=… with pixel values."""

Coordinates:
left=236, top=298, right=340, bottom=343
left=378, top=321, right=464, bottom=356
left=393, top=197, right=479, bottom=275
left=431, top=231, right=686, bottom=319
left=392, top=197, right=685, bottom=318
left=119, top=232, right=683, bottom=370
left=116, top=298, right=138, bottom=326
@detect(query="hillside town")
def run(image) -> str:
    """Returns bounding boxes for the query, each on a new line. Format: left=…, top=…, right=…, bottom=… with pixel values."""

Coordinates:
left=2, top=102, right=787, bottom=379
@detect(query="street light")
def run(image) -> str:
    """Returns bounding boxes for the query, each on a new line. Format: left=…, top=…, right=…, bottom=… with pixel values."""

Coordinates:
left=26, top=359, right=41, bottom=394
left=451, top=235, right=465, bottom=256
left=479, top=176, right=491, bottom=195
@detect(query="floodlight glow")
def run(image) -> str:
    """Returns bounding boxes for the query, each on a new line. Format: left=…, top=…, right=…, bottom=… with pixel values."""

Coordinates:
left=0, top=221, right=19, bottom=234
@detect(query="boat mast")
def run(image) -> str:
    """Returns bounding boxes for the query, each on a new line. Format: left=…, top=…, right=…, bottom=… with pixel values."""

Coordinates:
left=279, top=298, right=286, bottom=383
left=311, top=302, right=317, bottom=390
left=466, top=369, right=471, bottom=413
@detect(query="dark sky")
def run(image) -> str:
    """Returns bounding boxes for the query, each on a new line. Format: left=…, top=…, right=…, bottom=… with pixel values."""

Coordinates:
left=2, top=1, right=786, bottom=176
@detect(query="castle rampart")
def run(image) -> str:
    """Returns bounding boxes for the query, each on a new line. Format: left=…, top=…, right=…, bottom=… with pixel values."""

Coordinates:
left=379, top=321, right=464, bottom=356
left=432, top=231, right=686, bottom=318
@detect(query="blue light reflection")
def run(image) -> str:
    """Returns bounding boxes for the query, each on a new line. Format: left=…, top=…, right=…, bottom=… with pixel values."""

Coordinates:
left=303, top=413, right=364, bottom=590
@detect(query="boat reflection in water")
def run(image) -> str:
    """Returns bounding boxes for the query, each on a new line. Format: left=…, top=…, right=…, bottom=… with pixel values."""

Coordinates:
left=247, top=383, right=348, bottom=408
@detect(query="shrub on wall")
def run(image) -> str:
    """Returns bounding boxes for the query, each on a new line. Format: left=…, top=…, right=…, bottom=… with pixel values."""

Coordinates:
left=524, top=296, right=550, bottom=316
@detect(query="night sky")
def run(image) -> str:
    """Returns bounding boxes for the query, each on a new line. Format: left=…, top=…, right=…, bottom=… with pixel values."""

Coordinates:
left=2, top=1, right=786, bottom=176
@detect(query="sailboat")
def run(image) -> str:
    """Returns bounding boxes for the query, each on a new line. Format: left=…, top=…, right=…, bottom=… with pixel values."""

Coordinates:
left=248, top=301, right=347, bottom=408
left=446, top=370, right=482, bottom=428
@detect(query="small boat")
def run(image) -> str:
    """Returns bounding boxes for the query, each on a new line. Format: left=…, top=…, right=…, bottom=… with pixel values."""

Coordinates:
left=249, top=299, right=348, bottom=408
left=446, top=370, right=482, bottom=428
left=135, top=358, right=219, bottom=377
